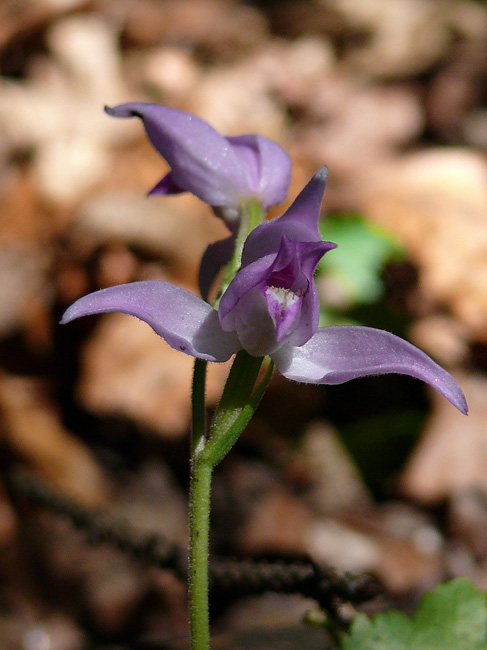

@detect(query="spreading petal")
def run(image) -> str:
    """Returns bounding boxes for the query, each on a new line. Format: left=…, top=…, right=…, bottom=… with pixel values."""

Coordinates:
left=105, top=103, right=291, bottom=212
left=272, top=326, right=468, bottom=414
left=241, top=166, right=329, bottom=266
left=61, top=281, right=241, bottom=362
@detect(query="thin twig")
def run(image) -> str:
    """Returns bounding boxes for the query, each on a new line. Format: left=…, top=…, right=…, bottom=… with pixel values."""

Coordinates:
left=6, top=467, right=381, bottom=615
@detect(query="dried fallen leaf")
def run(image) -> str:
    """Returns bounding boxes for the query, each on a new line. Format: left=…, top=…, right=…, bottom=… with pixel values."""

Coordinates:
left=73, top=191, right=227, bottom=284
left=400, top=373, right=487, bottom=502
left=292, top=80, right=423, bottom=188
left=0, top=374, right=109, bottom=506
left=307, top=505, right=443, bottom=593
left=298, top=420, right=371, bottom=514
left=78, top=312, right=230, bottom=438
left=330, top=0, right=487, bottom=78
left=363, top=150, right=487, bottom=338
left=0, top=15, right=128, bottom=204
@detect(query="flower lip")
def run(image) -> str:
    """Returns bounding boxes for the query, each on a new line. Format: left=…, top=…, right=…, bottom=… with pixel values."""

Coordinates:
left=219, top=235, right=334, bottom=355
left=264, top=284, right=303, bottom=343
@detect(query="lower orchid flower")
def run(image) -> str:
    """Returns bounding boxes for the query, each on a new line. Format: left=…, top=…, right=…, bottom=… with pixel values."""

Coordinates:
left=61, top=168, right=467, bottom=415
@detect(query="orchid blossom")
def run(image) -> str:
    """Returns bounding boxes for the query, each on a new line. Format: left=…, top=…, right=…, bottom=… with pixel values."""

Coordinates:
left=61, top=167, right=467, bottom=415
left=105, top=103, right=291, bottom=222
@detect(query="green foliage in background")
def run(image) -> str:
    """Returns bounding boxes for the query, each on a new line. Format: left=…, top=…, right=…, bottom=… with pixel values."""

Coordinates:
left=318, top=213, right=405, bottom=310
left=340, top=579, right=487, bottom=650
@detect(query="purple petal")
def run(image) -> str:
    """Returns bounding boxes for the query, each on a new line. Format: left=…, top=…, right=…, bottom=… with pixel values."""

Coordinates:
left=241, top=166, right=329, bottom=266
left=219, top=254, right=275, bottom=329
left=227, top=135, right=291, bottom=208
left=105, top=103, right=248, bottom=207
left=225, top=284, right=282, bottom=356
left=105, top=104, right=291, bottom=212
left=198, top=235, right=236, bottom=301
left=288, top=271, right=321, bottom=348
left=148, top=171, right=185, bottom=196
left=61, top=281, right=241, bottom=362
left=272, top=326, right=468, bottom=414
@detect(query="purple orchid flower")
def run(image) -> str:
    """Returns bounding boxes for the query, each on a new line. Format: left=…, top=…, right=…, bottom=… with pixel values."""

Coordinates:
left=105, top=103, right=292, bottom=221
left=61, top=168, right=467, bottom=415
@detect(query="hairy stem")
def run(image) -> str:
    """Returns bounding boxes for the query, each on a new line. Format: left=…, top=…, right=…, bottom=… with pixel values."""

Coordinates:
left=215, top=200, right=264, bottom=307
left=204, top=356, right=274, bottom=467
left=188, top=201, right=266, bottom=649
left=189, top=456, right=212, bottom=650
left=188, top=353, right=273, bottom=649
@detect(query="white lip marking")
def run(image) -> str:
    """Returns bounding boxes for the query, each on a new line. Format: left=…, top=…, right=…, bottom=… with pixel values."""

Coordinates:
left=265, top=285, right=299, bottom=322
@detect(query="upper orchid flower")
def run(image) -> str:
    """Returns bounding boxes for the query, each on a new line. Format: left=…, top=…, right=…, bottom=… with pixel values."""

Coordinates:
left=61, top=168, right=467, bottom=415
left=105, top=103, right=291, bottom=222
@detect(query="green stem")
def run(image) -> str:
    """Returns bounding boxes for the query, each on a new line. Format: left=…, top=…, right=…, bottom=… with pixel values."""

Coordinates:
left=189, top=457, right=212, bottom=650
left=188, top=354, right=273, bottom=649
left=212, top=351, right=264, bottom=425
left=203, top=357, right=274, bottom=467
left=215, top=200, right=264, bottom=307
left=188, top=200, right=266, bottom=649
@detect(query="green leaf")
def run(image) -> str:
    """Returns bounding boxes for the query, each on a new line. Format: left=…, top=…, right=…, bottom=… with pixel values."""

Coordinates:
left=318, top=214, right=405, bottom=306
left=340, top=579, right=487, bottom=650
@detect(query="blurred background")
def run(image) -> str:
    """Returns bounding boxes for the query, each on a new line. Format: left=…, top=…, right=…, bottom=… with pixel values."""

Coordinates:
left=1, top=0, right=487, bottom=647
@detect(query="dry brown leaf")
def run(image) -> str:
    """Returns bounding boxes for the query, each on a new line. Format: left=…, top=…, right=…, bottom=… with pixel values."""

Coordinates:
left=0, top=374, right=109, bottom=506
left=400, top=373, right=487, bottom=503
left=330, top=0, right=487, bottom=77
left=139, top=46, right=200, bottom=100
left=0, top=246, right=50, bottom=337
left=0, top=482, right=17, bottom=548
left=292, top=80, right=423, bottom=190
left=78, top=313, right=230, bottom=438
left=73, top=191, right=228, bottom=285
left=307, top=505, right=443, bottom=593
left=187, top=57, right=286, bottom=139
left=120, top=0, right=268, bottom=56
left=0, top=15, right=128, bottom=204
left=427, top=40, right=487, bottom=144
left=409, top=315, right=470, bottom=368
left=363, top=149, right=487, bottom=338
left=233, top=461, right=314, bottom=555
left=0, top=0, right=88, bottom=50
left=299, top=421, right=371, bottom=514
